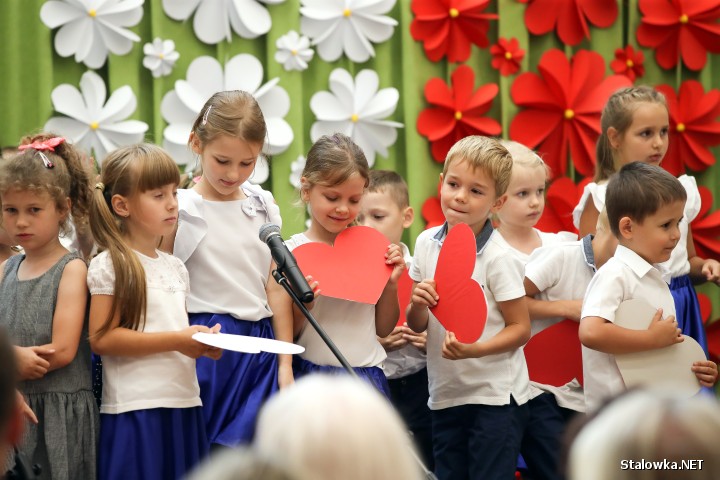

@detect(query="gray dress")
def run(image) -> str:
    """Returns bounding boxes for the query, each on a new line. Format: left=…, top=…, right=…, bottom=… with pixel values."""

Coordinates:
left=0, top=252, right=98, bottom=480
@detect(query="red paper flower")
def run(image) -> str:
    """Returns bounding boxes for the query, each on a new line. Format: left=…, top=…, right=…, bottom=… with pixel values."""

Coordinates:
left=509, top=49, right=631, bottom=178
left=490, top=38, right=525, bottom=76
left=655, top=81, right=720, bottom=176
left=697, top=293, right=712, bottom=325
left=422, top=179, right=445, bottom=229
left=417, top=65, right=501, bottom=162
left=610, top=45, right=645, bottom=81
left=410, top=0, right=497, bottom=63
left=690, top=186, right=720, bottom=260
left=636, top=0, right=720, bottom=71
left=535, top=177, right=592, bottom=235
left=518, top=0, right=618, bottom=46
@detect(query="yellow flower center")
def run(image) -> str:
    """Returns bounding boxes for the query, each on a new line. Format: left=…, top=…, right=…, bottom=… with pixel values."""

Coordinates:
left=291, top=49, right=298, bottom=56
left=679, top=13, right=689, bottom=24
left=449, top=8, right=459, bottom=18
left=351, top=114, right=359, bottom=123
left=505, top=51, right=513, bottom=60
left=564, top=109, right=574, bottom=120
left=454, top=111, right=463, bottom=121
left=676, top=123, right=686, bottom=132
left=343, top=8, right=351, bottom=17
left=158, top=53, right=165, bottom=59
left=88, top=9, right=97, bottom=17
left=626, top=59, right=634, bottom=68
left=90, top=122, right=99, bottom=130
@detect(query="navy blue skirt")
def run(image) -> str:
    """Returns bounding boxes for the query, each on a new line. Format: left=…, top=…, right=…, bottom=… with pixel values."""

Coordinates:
left=98, top=407, right=208, bottom=480
left=190, top=313, right=278, bottom=446
left=670, top=275, right=708, bottom=355
left=293, top=356, right=391, bottom=399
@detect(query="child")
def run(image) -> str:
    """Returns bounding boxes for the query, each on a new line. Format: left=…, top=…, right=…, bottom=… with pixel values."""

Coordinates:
left=573, top=86, right=720, bottom=353
left=495, top=140, right=576, bottom=259
left=579, top=162, right=718, bottom=412
left=408, top=136, right=531, bottom=480
left=0, top=135, right=98, bottom=479
left=357, top=170, right=433, bottom=470
left=87, top=144, right=221, bottom=480
left=521, top=210, right=617, bottom=480
left=162, top=90, right=293, bottom=447
left=285, top=133, right=405, bottom=397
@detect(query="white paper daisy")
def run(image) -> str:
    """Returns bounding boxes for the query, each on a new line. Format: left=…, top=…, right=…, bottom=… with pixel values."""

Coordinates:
left=275, top=31, right=314, bottom=72
left=143, top=38, right=179, bottom=78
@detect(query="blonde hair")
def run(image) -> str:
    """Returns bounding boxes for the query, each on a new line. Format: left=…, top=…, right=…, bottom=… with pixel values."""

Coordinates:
left=89, top=144, right=180, bottom=338
left=301, top=133, right=370, bottom=193
left=596, top=207, right=610, bottom=233
left=595, top=86, right=668, bottom=182
left=186, top=448, right=300, bottom=480
left=0, top=133, right=92, bottom=235
left=500, top=139, right=551, bottom=177
left=255, top=375, right=423, bottom=480
left=568, top=389, right=720, bottom=480
left=367, top=170, right=410, bottom=209
left=444, top=136, right=513, bottom=197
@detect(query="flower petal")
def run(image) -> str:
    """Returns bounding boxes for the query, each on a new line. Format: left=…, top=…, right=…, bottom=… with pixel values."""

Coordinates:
left=224, top=54, right=264, bottom=93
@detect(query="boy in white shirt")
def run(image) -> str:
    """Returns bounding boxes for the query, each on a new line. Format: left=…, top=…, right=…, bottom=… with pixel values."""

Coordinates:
left=408, top=136, right=531, bottom=480
left=580, top=162, right=717, bottom=412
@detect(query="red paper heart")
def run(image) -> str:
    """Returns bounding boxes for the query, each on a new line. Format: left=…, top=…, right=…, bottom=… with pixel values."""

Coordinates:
left=396, top=270, right=413, bottom=327
left=293, top=226, right=393, bottom=305
left=430, top=223, right=487, bottom=343
left=524, top=319, right=583, bottom=387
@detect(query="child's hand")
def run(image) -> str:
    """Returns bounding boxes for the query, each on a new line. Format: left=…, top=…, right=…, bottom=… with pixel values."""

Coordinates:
left=178, top=324, right=222, bottom=359
left=442, top=331, right=481, bottom=360
left=304, top=275, right=321, bottom=311
left=647, top=309, right=683, bottom=348
left=402, top=325, right=428, bottom=353
left=692, top=360, right=718, bottom=387
left=16, top=391, right=37, bottom=424
left=378, top=327, right=408, bottom=352
left=411, top=279, right=439, bottom=308
left=15, top=346, right=54, bottom=380
left=385, top=244, right=406, bottom=284
left=701, top=259, right=720, bottom=284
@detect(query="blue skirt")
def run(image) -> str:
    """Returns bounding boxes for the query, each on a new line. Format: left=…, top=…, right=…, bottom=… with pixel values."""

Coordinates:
left=670, top=275, right=708, bottom=355
left=190, top=313, right=278, bottom=447
left=98, top=407, right=208, bottom=480
left=293, top=356, right=391, bottom=399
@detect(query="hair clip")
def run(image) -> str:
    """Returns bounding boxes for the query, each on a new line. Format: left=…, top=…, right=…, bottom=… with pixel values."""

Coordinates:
left=37, top=152, right=54, bottom=169
left=95, top=182, right=105, bottom=191
left=202, top=106, right=212, bottom=126
left=18, top=137, right=65, bottom=153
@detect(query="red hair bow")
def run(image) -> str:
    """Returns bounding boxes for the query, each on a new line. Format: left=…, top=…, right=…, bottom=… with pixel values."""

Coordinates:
left=18, top=137, right=66, bottom=152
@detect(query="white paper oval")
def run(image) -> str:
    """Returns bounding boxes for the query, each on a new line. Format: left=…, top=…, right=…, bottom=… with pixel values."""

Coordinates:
left=192, top=332, right=305, bottom=355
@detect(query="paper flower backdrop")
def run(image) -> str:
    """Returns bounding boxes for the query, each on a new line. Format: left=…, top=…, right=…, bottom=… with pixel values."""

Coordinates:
left=490, top=38, right=525, bottom=76
left=310, top=68, right=402, bottom=167
left=289, top=155, right=306, bottom=189
left=518, top=0, right=617, bottom=46
left=691, top=186, right=720, bottom=260
left=300, top=0, right=398, bottom=63
left=44, top=71, right=148, bottom=162
left=509, top=49, right=631, bottom=178
left=655, top=81, right=720, bottom=176
left=410, top=0, right=497, bottom=63
left=160, top=54, right=293, bottom=171
left=535, top=177, right=591, bottom=235
left=636, top=0, right=720, bottom=71
left=275, top=31, right=314, bottom=71
left=162, top=0, right=284, bottom=44
left=40, top=0, right=144, bottom=69
left=610, top=45, right=645, bottom=82
left=421, top=179, right=444, bottom=230
left=417, top=65, right=501, bottom=163
left=143, top=38, right=179, bottom=78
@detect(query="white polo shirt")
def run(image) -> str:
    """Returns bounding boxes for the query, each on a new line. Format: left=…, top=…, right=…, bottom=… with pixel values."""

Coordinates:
left=494, top=228, right=577, bottom=265
left=580, top=245, right=675, bottom=412
left=410, top=221, right=530, bottom=410
left=524, top=235, right=597, bottom=412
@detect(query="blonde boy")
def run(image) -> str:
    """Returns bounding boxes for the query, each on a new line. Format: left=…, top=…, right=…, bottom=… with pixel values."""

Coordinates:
left=407, top=136, right=531, bottom=480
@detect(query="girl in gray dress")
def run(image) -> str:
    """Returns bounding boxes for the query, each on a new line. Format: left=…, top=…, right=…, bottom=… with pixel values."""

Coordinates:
left=0, top=134, right=98, bottom=480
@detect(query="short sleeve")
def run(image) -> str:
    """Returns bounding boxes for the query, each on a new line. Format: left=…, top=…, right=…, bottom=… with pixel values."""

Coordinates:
left=524, top=245, right=564, bottom=293
left=678, top=174, right=701, bottom=223
left=581, top=265, right=625, bottom=323
left=166, top=253, right=190, bottom=295
left=409, top=229, right=435, bottom=283
left=485, top=248, right=525, bottom=302
left=572, top=182, right=606, bottom=229
left=87, top=252, right=116, bottom=295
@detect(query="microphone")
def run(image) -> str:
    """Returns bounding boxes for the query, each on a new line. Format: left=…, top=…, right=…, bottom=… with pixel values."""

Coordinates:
left=259, top=223, right=315, bottom=303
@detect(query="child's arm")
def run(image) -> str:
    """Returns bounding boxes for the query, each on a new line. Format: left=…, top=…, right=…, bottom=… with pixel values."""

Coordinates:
left=578, top=199, right=599, bottom=238
left=267, top=261, right=295, bottom=389
left=524, top=277, right=582, bottom=321
left=686, top=227, right=720, bottom=284
left=374, top=244, right=405, bottom=338
left=692, top=360, right=718, bottom=387
left=442, top=296, right=531, bottom=360
left=89, top=294, right=220, bottom=358
left=579, top=309, right=683, bottom=354
left=407, top=279, right=437, bottom=333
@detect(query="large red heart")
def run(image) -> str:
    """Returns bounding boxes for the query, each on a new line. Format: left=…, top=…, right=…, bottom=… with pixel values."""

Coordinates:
left=396, top=270, right=414, bottom=327
left=524, top=319, right=583, bottom=387
left=293, top=226, right=393, bottom=304
left=430, top=223, right=487, bottom=343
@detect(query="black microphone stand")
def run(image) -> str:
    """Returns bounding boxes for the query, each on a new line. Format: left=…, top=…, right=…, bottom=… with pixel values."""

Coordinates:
left=272, top=270, right=438, bottom=480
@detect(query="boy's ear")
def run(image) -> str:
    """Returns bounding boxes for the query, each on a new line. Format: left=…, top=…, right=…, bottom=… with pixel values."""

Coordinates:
left=189, top=132, right=201, bottom=155
left=607, top=126, right=621, bottom=149
left=618, top=216, right=634, bottom=240
left=402, top=206, right=415, bottom=229
left=490, top=194, right=508, bottom=213
left=111, top=194, right=130, bottom=218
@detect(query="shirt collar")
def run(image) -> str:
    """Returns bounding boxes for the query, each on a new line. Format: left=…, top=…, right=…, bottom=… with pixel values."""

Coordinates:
left=432, top=219, right=494, bottom=254
left=614, top=245, right=672, bottom=284
left=581, top=234, right=597, bottom=272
